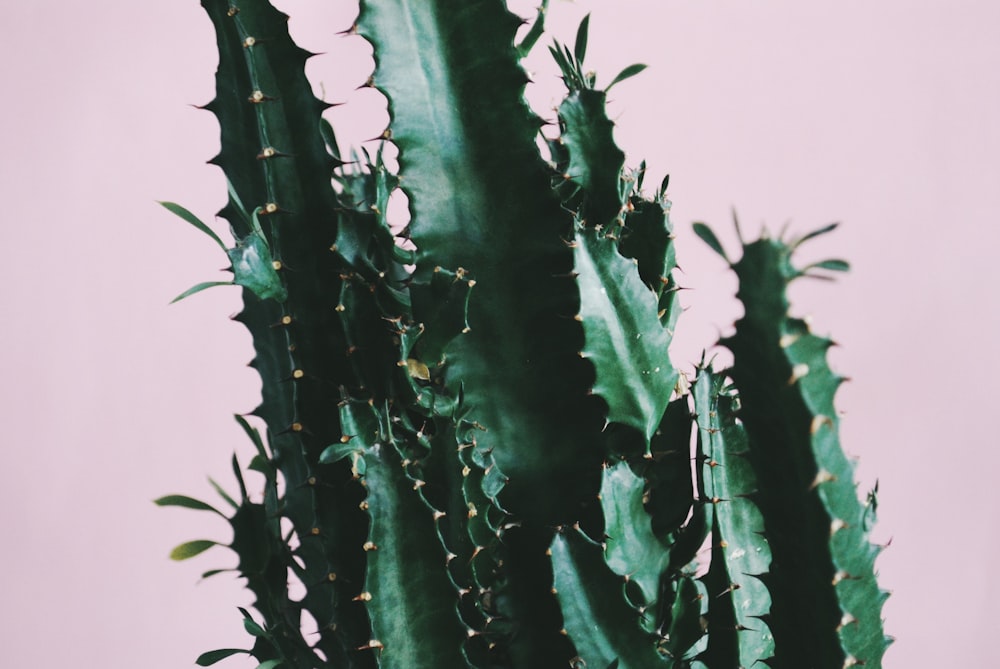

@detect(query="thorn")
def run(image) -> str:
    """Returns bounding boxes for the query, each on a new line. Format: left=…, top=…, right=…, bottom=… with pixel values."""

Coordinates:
left=810, top=468, right=837, bottom=489
left=363, top=541, right=377, bottom=551
left=788, top=363, right=809, bottom=385
left=779, top=333, right=799, bottom=348
left=832, top=569, right=855, bottom=585
left=811, top=414, right=834, bottom=434
left=837, top=613, right=858, bottom=631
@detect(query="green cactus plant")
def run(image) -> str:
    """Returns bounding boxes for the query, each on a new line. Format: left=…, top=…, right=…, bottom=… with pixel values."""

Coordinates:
left=157, top=2, right=890, bottom=668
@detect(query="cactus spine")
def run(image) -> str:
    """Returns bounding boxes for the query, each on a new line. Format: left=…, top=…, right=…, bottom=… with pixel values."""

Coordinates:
left=158, top=2, right=890, bottom=667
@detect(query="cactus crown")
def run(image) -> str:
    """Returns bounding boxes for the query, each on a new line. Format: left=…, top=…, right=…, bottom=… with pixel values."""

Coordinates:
left=158, top=2, right=890, bottom=668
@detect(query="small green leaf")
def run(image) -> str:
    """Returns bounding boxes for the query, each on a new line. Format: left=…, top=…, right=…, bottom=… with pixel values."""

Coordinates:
left=208, top=477, right=239, bottom=510
left=153, top=495, right=224, bottom=517
left=791, top=221, right=839, bottom=248
left=659, top=173, right=670, bottom=197
left=159, top=201, right=227, bottom=251
left=231, top=453, right=249, bottom=503
left=169, top=281, right=232, bottom=305
left=574, top=13, right=591, bottom=64
left=605, top=63, right=648, bottom=92
left=226, top=179, right=251, bottom=227
left=169, top=539, right=218, bottom=561
left=804, top=258, right=850, bottom=273
left=692, top=222, right=730, bottom=263
left=234, top=415, right=266, bottom=457
left=200, top=568, right=233, bottom=580
left=195, top=648, right=248, bottom=666
left=515, top=0, right=549, bottom=56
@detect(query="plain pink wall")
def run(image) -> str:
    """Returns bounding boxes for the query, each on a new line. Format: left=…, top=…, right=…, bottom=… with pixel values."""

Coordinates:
left=2, top=0, right=997, bottom=666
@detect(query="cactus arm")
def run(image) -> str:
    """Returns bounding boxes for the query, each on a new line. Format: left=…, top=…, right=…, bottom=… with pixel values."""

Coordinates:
left=360, top=446, right=473, bottom=668
left=202, top=1, right=338, bottom=235
left=549, top=527, right=671, bottom=669
left=403, top=415, right=504, bottom=665
left=691, top=367, right=774, bottom=668
left=598, top=460, right=670, bottom=625
left=643, top=397, right=696, bottom=548
left=515, top=0, right=550, bottom=57
left=705, top=224, right=890, bottom=668
left=356, top=0, right=599, bottom=525
left=331, top=400, right=472, bottom=669
left=198, top=1, right=379, bottom=663
left=618, top=189, right=680, bottom=330
left=548, top=34, right=678, bottom=441
left=556, top=87, right=625, bottom=227
left=574, top=226, right=677, bottom=439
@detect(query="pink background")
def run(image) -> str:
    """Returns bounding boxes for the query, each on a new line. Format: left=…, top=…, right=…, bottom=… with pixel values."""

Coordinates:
left=2, top=0, right=997, bottom=666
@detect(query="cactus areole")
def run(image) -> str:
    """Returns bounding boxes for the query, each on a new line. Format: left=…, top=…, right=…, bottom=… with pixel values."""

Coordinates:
left=158, top=2, right=890, bottom=668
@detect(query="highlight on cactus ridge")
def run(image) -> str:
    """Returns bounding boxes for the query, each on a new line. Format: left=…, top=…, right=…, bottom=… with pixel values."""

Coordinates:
left=157, top=2, right=891, bottom=667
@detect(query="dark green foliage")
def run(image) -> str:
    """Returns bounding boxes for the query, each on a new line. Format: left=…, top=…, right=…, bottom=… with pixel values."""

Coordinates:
left=161, top=3, right=888, bottom=668
left=708, top=223, right=890, bottom=668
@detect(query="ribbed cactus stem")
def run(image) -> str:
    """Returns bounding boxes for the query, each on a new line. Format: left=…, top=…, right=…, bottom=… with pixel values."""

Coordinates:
left=161, top=4, right=888, bottom=668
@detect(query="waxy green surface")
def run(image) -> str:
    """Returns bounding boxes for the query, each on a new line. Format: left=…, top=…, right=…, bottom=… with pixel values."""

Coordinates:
left=708, top=225, right=889, bottom=668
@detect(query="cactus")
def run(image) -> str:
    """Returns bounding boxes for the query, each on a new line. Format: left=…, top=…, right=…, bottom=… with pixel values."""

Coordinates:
left=158, top=2, right=890, bottom=668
